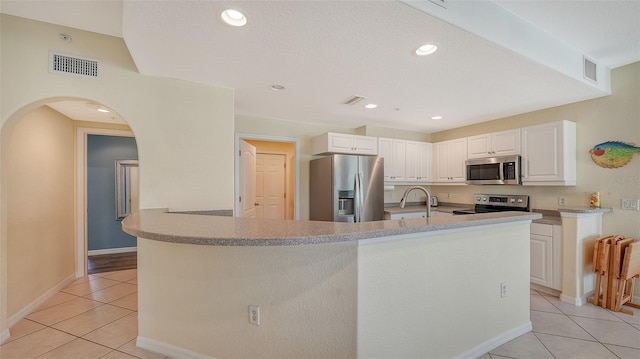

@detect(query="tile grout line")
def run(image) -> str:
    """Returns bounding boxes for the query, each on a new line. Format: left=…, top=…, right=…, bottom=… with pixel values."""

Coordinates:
left=2, top=270, right=140, bottom=359
left=537, top=290, right=638, bottom=358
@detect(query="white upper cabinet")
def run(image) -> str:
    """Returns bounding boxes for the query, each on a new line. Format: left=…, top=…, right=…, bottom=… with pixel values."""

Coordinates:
left=406, top=141, right=432, bottom=182
left=433, top=138, right=467, bottom=183
left=379, top=138, right=432, bottom=183
left=311, top=132, right=378, bottom=155
left=467, top=129, right=521, bottom=159
left=521, top=121, right=576, bottom=186
left=378, top=138, right=406, bottom=182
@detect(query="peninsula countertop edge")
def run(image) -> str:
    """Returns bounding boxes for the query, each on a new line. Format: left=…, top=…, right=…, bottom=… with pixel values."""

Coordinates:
left=122, top=208, right=542, bottom=246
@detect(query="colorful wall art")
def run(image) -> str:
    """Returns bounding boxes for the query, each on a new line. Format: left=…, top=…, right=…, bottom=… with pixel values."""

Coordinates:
left=589, top=141, right=640, bottom=168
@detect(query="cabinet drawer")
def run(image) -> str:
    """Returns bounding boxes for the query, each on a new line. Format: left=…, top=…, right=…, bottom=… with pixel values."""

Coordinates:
left=531, top=223, right=553, bottom=236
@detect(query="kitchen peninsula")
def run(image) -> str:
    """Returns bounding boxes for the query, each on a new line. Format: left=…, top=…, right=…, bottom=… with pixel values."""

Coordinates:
left=123, top=209, right=541, bottom=359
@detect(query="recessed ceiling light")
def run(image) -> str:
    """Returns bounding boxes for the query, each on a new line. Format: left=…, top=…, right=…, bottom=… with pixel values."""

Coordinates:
left=415, top=43, right=438, bottom=56
left=270, top=84, right=285, bottom=91
left=221, top=9, right=247, bottom=27
left=97, top=108, right=110, bottom=113
left=364, top=104, right=378, bottom=109
left=431, top=115, right=443, bottom=120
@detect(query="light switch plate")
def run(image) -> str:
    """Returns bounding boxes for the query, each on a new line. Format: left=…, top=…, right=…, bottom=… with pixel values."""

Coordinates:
left=621, top=199, right=640, bottom=211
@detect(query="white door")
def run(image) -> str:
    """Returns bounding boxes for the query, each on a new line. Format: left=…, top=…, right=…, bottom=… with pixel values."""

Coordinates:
left=255, top=154, right=286, bottom=219
left=240, top=140, right=257, bottom=218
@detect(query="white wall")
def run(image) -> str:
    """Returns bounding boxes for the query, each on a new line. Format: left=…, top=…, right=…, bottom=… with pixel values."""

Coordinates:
left=0, top=14, right=235, bottom=333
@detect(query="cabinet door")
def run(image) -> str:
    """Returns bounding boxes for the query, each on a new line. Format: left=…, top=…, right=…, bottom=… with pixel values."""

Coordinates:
left=434, top=142, right=450, bottom=182
left=416, top=142, right=431, bottom=182
left=521, top=121, right=576, bottom=185
left=405, top=141, right=418, bottom=181
left=530, top=233, right=553, bottom=288
left=449, top=138, right=467, bottom=181
left=391, top=139, right=406, bottom=181
left=379, top=138, right=405, bottom=181
left=327, top=133, right=355, bottom=153
left=492, top=129, right=520, bottom=156
left=467, top=134, right=491, bottom=158
left=353, top=135, right=378, bottom=155
left=378, top=138, right=394, bottom=181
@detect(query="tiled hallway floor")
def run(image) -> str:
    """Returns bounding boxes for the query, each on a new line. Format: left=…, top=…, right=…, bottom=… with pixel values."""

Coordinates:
left=2, top=273, right=639, bottom=359
left=480, top=290, right=640, bottom=359
left=0, top=269, right=168, bottom=359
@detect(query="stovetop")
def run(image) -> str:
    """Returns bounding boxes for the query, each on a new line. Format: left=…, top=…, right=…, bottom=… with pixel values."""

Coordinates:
left=453, top=194, right=530, bottom=215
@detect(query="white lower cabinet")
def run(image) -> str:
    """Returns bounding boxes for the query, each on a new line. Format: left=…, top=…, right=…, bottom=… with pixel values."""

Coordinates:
left=530, top=223, right=562, bottom=290
left=385, top=210, right=452, bottom=220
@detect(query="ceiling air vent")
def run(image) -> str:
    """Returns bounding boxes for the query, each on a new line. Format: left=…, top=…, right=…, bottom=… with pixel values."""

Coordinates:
left=341, top=95, right=367, bottom=106
left=583, top=56, right=597, bottom=84
left=49, top=52, right=101, bottom=79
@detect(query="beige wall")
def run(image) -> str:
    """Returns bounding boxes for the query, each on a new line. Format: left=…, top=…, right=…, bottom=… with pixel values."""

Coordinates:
left=6, top=106, right=75, bottom=318
left=137, top=222, right=530, bottom=358
left=1, top=15, right=235, bottom=333
left=138, top=237, right=358, bottom=358
left=356, top=125, right=431, bottom=142
left=429, top=62, right=640, bottom=240
left=358, top=223, right=530, bottom=358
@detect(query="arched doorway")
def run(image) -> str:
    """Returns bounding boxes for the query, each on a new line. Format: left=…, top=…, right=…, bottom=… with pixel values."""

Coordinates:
left=1, top=97, right=137, bottom=328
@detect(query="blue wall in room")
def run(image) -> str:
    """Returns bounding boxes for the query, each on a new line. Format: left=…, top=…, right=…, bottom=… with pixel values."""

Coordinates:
left=87, top=134, right=138, bottom=251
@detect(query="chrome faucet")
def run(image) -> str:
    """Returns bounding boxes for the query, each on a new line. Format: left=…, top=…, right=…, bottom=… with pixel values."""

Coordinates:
left=399, top=186, right=432, bottom=218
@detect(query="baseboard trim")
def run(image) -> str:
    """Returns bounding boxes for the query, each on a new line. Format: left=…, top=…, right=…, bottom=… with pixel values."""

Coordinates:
left=0, top=329, right=10, bottom=345
left=7, top=273, right=78, bottom=328
left=137, top=336, right=216, bottom=359
left=560, top=291, right=592, bottom=306
left=453, top=322, right=533, bottom=359
left=88, top=247, right=137, bottom=256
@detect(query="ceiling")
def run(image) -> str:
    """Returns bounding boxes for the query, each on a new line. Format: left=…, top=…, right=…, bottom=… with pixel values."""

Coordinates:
left=2, top=0, right=639, bottom=133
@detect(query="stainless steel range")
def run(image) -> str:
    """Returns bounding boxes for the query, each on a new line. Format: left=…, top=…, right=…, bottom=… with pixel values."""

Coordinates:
left=452, top=194, right=530, bottom=215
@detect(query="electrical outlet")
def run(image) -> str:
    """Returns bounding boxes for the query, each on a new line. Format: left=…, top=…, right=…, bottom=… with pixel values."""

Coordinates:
left=558, top=196, right=567, bottom=206
left=500, top=282, right=508, bottom=298
left=249, top=305, right=260, bottom=325
left=622, top=199, right=640, bottom=211
left=447, top=192, right=451, bottom=199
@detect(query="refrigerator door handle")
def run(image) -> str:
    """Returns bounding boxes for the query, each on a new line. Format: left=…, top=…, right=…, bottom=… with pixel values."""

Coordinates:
left=354, top=172, right=361, bottom=222
left=356, top=172, right=364, bottom=222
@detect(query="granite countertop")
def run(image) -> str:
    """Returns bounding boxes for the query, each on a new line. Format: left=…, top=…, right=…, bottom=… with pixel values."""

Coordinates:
left=122, top=208, right=541, bottom=247
left=557, top=207, right=613, bottom=214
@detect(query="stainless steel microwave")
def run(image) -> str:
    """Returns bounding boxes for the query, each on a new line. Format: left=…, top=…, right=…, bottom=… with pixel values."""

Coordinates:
left=465, top=155, right=521, bottom=185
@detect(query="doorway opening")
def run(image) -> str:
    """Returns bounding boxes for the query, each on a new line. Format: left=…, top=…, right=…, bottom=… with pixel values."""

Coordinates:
left=2, top=98, right=137, bottom=327
left=235, top=134, right=300, bottom=220
left=77, top=128, right=138, bottom=276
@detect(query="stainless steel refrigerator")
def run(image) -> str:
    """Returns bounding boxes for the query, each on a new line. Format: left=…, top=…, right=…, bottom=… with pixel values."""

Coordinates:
left=309, top=154, right=384, bottom=222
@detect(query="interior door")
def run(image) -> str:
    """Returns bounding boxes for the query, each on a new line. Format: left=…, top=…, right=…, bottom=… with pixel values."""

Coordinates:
left=240, top=140, right=257, bottom=218
left=255, top=153, right=286, bottom=219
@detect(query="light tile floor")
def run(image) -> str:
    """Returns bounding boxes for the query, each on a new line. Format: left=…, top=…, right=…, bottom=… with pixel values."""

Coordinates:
left=479, top=289, right=640, bottom=359
left=2, top=272, right=639, bottom=359
left=0, top=269, right=167, bottom=359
